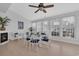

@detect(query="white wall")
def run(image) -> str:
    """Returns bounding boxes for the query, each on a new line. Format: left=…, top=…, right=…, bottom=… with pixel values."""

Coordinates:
left=6, top=10, right=31, bottom=32
left=0, top=9, right=31, bottom=40
left=0, top=11, right=6, bottom=17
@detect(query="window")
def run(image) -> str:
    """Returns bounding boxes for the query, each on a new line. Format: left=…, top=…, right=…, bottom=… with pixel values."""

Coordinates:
left=62, top=16, right=75, bottom=38
left=32, top=23, right=37, bottom=31
left=18, top=21, right=24, bottom=29
left=37, top=22, right=42, bottom=32
left=51, top=21, right=60, bottom=36
left=42, top=21, right=49, bottom=34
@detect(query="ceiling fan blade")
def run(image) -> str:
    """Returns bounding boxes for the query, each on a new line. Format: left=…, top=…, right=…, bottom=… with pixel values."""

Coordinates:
left=29, top=5, right=38, bottom=8
left=43, top=9, right=47, bottom=13
left=34, top=9, right=40, bottom=13
left=43, top=4, right=54, bottom=8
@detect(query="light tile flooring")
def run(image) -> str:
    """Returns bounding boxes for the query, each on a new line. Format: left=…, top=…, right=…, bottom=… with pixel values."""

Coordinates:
left=0, top=39, right=79, bottom=56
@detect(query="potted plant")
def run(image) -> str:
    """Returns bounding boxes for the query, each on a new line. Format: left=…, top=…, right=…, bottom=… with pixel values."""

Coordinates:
left=0, top=16, right=10, bottom=31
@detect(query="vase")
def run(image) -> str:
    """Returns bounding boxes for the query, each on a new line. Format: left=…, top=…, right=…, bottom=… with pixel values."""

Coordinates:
left=0, top=26, right=6, bottom=31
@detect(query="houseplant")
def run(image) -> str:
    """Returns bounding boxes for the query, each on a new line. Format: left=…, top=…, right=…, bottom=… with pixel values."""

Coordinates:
left=0, top=16, right=10, bottom=31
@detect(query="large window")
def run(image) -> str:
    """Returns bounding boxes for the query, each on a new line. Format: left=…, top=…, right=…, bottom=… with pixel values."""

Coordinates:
left=18, top=21, right=24, bottom=30
left=42, top=21, right=49, bottom=34
left=37, top=22, right=42, bottom=32
left=51, top=20, right=60, bottom=36
left=32, top=16, right=75, bottom=39
left=62, top=16, right=75, bottom=38
left=32, top=23, right=37, bottom=31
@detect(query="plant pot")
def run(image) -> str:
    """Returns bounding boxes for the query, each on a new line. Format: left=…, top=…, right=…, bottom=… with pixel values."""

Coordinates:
left=0, top=25, right=2, bottom=28
left=0, top=27, right=6, bottom=31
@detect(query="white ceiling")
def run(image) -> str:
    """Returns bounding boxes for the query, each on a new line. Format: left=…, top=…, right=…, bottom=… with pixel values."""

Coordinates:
left=0, top=3, right=11, bottom=13
left=1, top=3, right=79, bottom=21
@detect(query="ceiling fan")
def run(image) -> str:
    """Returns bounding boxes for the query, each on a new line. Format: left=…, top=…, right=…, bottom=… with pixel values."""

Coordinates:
left=29, top=3, right=54, bottom=13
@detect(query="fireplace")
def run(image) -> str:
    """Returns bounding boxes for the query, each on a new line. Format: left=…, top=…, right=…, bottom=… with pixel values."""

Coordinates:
left=0, top=32, right=8, bottom=43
